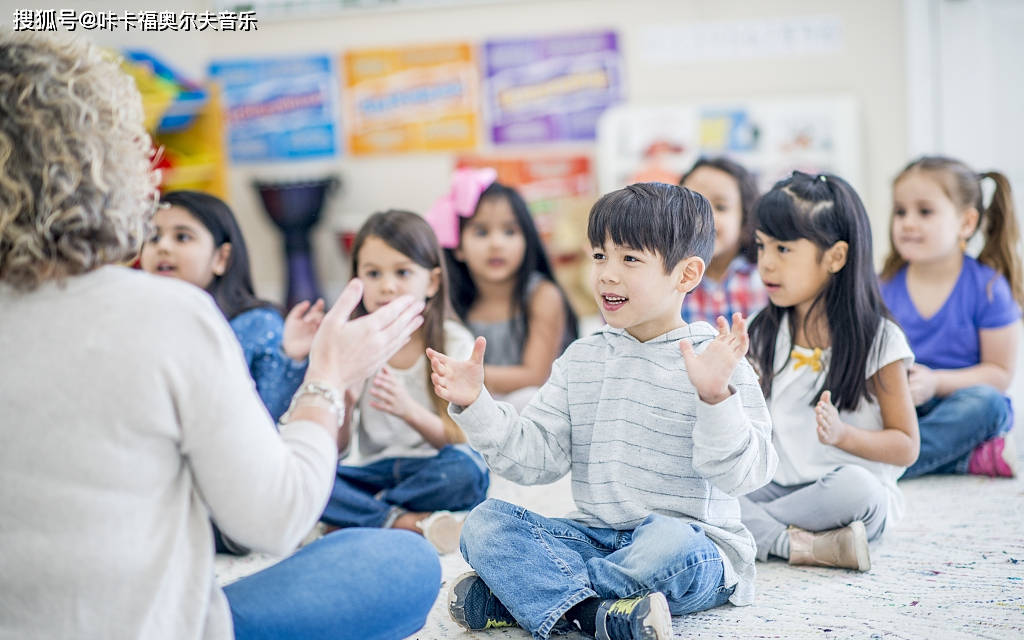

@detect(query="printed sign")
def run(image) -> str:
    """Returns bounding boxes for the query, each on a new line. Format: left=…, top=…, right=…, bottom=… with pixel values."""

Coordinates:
left=209, top=55, right=340, bottom=162
left=484, top=31, right=624, bottom=144
left=343, top=42, right=479, bottom=154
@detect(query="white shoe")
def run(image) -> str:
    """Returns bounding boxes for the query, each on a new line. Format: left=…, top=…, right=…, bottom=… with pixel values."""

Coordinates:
left=416, top=511, right=462, bottom=554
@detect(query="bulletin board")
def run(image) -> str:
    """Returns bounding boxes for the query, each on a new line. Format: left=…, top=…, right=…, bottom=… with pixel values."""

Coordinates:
left=596, top=96, right=862, bottom=194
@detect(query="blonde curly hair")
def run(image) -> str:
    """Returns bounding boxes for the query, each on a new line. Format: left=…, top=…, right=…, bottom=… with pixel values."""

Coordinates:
left=0, top=31, right=159, bottom=291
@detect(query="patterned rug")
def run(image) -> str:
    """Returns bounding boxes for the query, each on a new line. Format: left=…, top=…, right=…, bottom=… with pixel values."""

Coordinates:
left=217, top=469, right=1024, bottom=639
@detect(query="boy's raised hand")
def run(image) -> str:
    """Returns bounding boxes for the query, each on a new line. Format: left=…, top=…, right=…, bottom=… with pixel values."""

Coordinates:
left=680, top=312, right=749, bottom=405
left=427, top=337, right=486, bottom=407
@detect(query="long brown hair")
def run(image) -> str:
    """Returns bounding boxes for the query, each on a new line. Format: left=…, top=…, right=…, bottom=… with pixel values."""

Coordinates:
left=881, top=156, right=1023, bottom=308
left=350, top=210, right=465, bottom=444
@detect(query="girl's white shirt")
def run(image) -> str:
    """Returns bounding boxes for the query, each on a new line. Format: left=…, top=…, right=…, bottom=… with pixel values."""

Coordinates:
left=350, top=320, right=475, bottom=465
left=768, top=315, right=914, bottom=522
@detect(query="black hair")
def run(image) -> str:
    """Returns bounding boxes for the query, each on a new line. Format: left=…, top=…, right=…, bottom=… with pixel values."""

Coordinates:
left=747, top=171, right=892, bottom=412
left=444, top=181, right=578, bottom=348
left=587, top=182, right=714, bottom=272
left=158, top=190, right=275, bottom=320
left=681, top=156, right=761, bottom=262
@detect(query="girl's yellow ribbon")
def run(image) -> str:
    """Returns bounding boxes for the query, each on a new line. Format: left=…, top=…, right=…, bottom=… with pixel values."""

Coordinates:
left=791, top=348, right=823, bottom=372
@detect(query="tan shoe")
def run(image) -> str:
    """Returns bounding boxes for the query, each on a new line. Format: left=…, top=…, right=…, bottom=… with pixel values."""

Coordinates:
left=788, top=520, right=870, bottom=572
left=416, top=510, right=462, bottom=555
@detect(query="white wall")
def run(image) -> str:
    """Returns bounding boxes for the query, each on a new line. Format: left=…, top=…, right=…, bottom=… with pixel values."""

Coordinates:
left=3, top=0, right=909, bottom=301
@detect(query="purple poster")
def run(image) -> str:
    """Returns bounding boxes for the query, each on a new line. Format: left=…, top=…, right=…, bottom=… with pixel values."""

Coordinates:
left=484, top=31, right=623, bottom=144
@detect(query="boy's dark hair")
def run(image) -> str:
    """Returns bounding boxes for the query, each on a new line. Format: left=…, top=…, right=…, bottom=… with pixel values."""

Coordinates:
left=159, top=190, right=276, bottom=320
left=747, top=171, right=893, bottom=412
left=444, top=181, right=578, bottom=348
left=681, top=156, right=761, bottom=262
left=587, top=182, right=715, bottom=272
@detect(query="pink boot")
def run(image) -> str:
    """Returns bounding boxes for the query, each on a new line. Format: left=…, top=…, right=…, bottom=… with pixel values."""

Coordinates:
left=968, top=435, right=1019, bottom=478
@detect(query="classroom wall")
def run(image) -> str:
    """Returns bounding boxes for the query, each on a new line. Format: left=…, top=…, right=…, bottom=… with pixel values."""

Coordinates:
left=4, top=0, right=908, bottom=303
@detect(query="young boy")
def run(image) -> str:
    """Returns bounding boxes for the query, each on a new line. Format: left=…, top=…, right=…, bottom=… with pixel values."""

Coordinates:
left=427, top=182, right=778, bottom=640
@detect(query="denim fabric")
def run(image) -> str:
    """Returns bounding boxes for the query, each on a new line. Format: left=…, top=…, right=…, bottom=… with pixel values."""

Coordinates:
left=738, top=465, right=888, bottom=561
left=459, top=499, right=734, bottom=639
left=902, top=386, right=1013, bottom=478
left=229, top=307, right=307, bottom=422
left=224, top=528, right=440, bottom=640
left=321, top=445, right=489, bottom=528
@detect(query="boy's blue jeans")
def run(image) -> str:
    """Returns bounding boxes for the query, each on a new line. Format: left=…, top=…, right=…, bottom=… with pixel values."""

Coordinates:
left=322, top=444, right=489, bottom=528
left=224, top=528, right=440, bottom=640
left=902, top=385, right=1012, bottom=478
left=460, top=498, right=735, bottom=639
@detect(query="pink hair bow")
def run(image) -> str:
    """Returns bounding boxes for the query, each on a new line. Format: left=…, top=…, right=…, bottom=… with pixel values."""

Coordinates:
left=426, top=167, right=498, bottom=249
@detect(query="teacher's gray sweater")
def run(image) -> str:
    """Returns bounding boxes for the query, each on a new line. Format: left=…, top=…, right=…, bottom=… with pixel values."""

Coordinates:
left=450, top=323, right=777, bottom=606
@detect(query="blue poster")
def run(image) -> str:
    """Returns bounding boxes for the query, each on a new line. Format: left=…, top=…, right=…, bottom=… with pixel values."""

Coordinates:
left=209, top=55, right=340, bottom=162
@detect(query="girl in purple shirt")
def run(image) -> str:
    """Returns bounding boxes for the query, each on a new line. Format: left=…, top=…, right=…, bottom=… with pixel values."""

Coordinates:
left=880, top=156, right=1023, bottom=478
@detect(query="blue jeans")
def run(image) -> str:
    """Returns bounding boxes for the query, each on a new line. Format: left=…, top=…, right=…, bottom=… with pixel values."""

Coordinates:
left=902, top=386, right=1013, bottom=478
left=322, top=444, right=489, bottom=528
left=460, top=499, right=735, bottom=639
left=224, top=528, right=440, bottom=640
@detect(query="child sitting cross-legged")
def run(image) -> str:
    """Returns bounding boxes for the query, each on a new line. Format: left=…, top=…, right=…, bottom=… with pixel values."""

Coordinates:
left=427, top=182, right=778, bottom=640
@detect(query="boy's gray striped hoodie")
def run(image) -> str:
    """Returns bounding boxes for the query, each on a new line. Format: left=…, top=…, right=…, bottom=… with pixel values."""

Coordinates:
left=450, top=322, right=777, bottom=606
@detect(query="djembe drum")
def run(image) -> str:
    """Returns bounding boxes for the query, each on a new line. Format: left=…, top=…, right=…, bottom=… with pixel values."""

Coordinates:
left=253, top=176, right=339, bottom=309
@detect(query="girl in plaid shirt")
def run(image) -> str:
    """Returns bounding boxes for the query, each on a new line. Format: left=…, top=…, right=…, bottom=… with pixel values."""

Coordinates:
left=680, top=157, right=768, bottom=324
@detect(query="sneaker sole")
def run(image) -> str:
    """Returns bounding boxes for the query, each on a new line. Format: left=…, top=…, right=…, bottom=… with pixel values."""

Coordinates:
left=448, top=570, right=482, bottom=630
left=642, top=591, right=673, bottom=640
left=848, top=520, right=871, bottom=572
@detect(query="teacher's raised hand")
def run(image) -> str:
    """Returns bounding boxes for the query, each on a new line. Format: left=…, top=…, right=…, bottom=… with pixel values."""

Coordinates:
left=306, top=279, right=425, bottom=392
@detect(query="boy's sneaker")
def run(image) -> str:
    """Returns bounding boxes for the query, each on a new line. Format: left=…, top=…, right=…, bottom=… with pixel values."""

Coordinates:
left=415, top=510, right=462, bottom=554
left=448, top=571, right=518, bottom=631
left=788, top=520, right=870, bottom=572
left=595, top=592, right=672, bottom=640
left=968, top=435, right=1019, bottom=478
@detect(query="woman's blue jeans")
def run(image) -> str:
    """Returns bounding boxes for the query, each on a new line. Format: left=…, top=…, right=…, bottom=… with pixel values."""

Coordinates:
left=224, top=528, right=440, bottom=640
left=322, top=445, right=489, bottom=528
left=902, top=385, right=1013, bottom=478
left=460, top=499, right=734, bottom=639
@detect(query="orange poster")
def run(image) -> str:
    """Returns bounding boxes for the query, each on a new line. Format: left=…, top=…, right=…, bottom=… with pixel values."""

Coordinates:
left=343, top=43, right=479, bottom=154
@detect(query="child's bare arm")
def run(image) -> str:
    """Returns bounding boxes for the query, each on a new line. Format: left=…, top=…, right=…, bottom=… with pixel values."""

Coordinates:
left=924, top=323, right=1019, bottom=399
left=481, top=281, right=566, bottom=394
left=815, top=361, right=919, bottom=466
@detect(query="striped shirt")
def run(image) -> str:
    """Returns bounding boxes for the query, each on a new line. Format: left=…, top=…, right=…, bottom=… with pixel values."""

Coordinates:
left=681, top=256, right=768, bottom=325
left=451, top=322, right=777, bottom=606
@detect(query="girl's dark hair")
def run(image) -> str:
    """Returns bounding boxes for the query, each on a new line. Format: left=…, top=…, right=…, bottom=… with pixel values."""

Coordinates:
left=680, top=156, right=761, bottom=262
left=881, top=155, right=1023, bottom=308
left=159, top=190, right=274, bottom=320
left=748, top=172, right=892, bottom=412
left=443, top=182, right=578, bottom=347
left=350, top=210, right=465, bottom=443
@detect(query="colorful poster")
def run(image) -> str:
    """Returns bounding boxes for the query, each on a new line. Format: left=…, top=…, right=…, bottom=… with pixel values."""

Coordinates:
left=209, top=55, right=340, bottom=162
left=343, top=43, right=479, bottom=154
left=484, top=31, right=623, bottom=145
left=457, top=154, right=597, bottom=314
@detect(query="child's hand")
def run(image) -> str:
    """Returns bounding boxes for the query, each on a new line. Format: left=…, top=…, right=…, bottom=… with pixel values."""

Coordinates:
left=907, top=364, right=936, bottom=406
left=680, top=313, right=748, bottom=404
left=369, top=367, right=419, bottom=421
left=427, top=337, right=486, bottom=407
left=283, top=298, right=326, bottom=361
left=815, top=390, right=848, bottom=446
